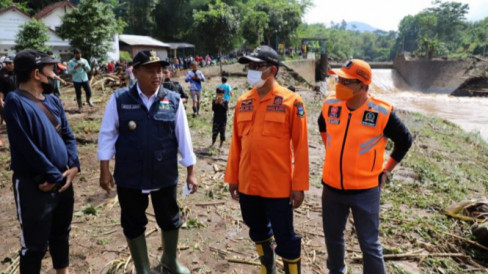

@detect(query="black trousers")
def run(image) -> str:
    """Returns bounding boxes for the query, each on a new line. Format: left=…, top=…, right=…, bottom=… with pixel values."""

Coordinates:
left=117, top=185, right=182, bottom=239
left=12, top=173, right=74, bottom=273
left=73, top=81, right=92, bottom=102
left=212, top=118, right=227, bottom=142
left=239, top=193, right=301, bottom=259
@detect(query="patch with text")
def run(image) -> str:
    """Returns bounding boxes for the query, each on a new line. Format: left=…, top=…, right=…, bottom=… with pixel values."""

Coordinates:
left=121, top=104, right=141, bottom=110
left=239, top=99, right=253, bottom=112
left=328, top=105, right=341, bottom=118
left=361, top=110, right=378, bottom=127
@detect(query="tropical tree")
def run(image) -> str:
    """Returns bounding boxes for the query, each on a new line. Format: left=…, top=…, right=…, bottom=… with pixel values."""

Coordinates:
left=241, top=10, right=268, bottom=48
left=57, top=0, right=125, bottom=62
left=14, top=19, right=51, bottom=51
left=193, top=1, right=239, bottom=74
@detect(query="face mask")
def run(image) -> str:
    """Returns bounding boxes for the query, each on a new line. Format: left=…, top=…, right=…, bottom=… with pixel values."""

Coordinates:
left=41, top=77, right=56, bottom=94
left=335, top=83, right=355, bottom=101
left=247, top=69, right=268, bottom=88
left=75, top=57, right=81, bottom=60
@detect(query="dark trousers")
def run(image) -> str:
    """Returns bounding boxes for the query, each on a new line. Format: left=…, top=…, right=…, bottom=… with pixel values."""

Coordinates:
left=212, top=118, right=227, bottom=142
left=117, top=185, right=182, bottom=239
left=13, top=174, right=74, bottom=272
left=322, top=186, right=385, bottom=274
left=239, top=193, right=301, bottom=259
left=73, top=81, right=92, bottom=102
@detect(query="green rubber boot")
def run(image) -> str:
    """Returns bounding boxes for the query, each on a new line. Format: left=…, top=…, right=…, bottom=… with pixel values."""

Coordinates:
left=160, top=229, right=190, bottom=274
left=126, top=234, right=150, bottom=274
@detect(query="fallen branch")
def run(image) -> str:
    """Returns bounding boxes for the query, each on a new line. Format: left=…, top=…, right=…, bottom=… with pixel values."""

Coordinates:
left=195, top=201, right=226, bottom=206
left=226, top=257, right=260, bottom=266
left=445, top=232, right=488, bottom=251
left=352, top=252, right=466, bottom=261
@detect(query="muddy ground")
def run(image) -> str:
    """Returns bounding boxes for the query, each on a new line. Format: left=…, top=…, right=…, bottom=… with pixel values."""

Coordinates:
left=0, top=66, right=487, bottom=274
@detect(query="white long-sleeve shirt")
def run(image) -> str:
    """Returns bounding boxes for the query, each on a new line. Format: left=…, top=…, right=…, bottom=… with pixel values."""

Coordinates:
left=97, top=84, right=196, bottom=168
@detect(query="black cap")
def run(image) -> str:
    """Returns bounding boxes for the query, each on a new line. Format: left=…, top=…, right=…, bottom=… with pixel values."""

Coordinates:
left=4, top=56, right=14, bottom=63
left=238, top=45, right=280, bottom=67
left=133, top=50, right=169, bottom=68
left=216, top=87, right=225, bottom=93
left=73, top=48, right=81, bottom=54
left=14, top=49, right=59, bottom=74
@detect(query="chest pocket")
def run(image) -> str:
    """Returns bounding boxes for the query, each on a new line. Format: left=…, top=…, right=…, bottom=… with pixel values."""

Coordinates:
left=262, top=112, right=287, bottom=138
left=236, top=112, right=253, bottom=137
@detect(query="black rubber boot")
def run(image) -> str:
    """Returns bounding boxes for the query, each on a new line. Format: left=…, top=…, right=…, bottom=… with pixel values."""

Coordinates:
left=255, top=237, right=276, bottom=274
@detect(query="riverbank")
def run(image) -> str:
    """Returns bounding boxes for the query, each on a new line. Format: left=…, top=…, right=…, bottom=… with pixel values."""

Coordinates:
left=0, top=68, right=487, bottom=273
left=394, top=54, right=488, bottom=96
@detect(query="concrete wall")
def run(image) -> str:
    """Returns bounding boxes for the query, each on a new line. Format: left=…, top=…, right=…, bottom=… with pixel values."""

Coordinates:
left=393, top=54, right=471, bottom=93
left=283, top=59, right=315, bottom=84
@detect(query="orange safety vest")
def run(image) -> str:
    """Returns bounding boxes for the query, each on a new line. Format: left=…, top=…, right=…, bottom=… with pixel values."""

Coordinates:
left=225, top=83, right=309, bottom=198
left=321, top=95, right=393, bottom=190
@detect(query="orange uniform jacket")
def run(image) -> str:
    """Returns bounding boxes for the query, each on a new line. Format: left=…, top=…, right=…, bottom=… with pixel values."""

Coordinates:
left=321, top=95, right=393, bottom=190
left=225, top=83, right=309, bottom=198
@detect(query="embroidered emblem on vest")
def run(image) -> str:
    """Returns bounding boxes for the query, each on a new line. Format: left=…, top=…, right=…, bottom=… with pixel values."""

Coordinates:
left=239, top=99, right=253, bottom=112
left=328, top=106, right=341, bottom=118
left=159, top=98, right=170, bottom=110
left=362, top=110, right=378, bottom=127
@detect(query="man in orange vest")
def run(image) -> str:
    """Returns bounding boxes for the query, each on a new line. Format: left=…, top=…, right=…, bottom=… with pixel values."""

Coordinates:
left=318, top=59, right=413, bottom=273
left=225, top=45, right=309, bottom=274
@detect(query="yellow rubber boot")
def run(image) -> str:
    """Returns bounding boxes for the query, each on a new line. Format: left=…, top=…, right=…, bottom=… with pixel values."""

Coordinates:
left=283, top=257, right=301, bottom=274
left=255, top=237, right=276, bottom=274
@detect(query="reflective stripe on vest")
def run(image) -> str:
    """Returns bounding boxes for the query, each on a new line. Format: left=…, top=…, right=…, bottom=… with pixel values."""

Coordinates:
left=321, top=96, right=393, bottom=190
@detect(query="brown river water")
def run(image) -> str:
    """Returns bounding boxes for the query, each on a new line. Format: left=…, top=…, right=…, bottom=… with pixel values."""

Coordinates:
left=358, top=69, right=488, bottom=141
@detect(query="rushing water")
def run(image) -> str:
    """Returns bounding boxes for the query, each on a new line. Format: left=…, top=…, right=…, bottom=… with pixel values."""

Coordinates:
left=326, top=69, right=488, bottom=141
left=369, top=69, right=488, bottom=141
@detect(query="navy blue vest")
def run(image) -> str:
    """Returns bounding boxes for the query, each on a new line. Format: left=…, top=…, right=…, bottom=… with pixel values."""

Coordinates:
left=113, top=85, right=180, bottom=189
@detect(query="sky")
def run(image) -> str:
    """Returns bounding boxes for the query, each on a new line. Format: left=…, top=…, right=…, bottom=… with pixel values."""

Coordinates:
left=304, top=0, right=488, bottom=31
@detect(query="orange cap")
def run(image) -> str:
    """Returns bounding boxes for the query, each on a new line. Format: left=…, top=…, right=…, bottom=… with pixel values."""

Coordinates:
left=328, top=59, right=372, bottom=85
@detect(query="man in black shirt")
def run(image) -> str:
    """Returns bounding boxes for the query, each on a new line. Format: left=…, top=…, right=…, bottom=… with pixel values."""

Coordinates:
left=318, top=59, right=412, bottom=274
left=211, top=87, right=229, bottom=148
left=163, top=66, right=188, bottom=104
left=0, top=56, right=16, bottom=145
left=0, top=56, right=16, bottom=111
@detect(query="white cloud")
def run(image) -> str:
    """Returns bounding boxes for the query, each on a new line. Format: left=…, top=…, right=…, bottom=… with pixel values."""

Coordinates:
left=304, top=0, right=488, bottom=31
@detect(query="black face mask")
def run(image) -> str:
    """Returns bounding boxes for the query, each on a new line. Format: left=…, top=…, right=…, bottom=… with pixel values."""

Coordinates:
left=42, top=77, right=56, bottom=94
left=75, top=57, right=81, bottom=60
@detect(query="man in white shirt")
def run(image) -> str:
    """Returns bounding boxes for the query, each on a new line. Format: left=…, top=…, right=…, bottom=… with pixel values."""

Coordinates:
left=97, top=50, right=197, bottom=274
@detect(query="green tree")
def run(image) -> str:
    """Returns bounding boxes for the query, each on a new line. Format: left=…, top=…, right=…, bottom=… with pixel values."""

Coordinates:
left=1, top=0, right=30, bottom=13
left=241, top=10, right=268, bottom=48
left=153, top=0, right=193, bottom=41
left=124, top=0, right=157, bottom=35
left=57, top=0, right=125, bottom=62
left=193, top=1, right=239, bottom=74
left=14, top=19, right=51, bottom=51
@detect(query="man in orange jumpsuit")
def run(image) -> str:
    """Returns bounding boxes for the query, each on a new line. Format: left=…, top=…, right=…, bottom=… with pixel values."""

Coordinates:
left=318, top=59, right=413, bottom=273
left=225, top=45, right=309, bottom=274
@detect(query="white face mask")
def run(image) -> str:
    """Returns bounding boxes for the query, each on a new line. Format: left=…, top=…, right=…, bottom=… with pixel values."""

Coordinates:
left=247, top=69, right=269, bottom=88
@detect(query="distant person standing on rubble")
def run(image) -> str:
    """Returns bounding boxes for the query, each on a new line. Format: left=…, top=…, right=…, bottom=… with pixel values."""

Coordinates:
left=68, top=48, right=93, bottom=111
left=185, top=61, right=205, bottom=116
left=318, top=59, right=413, bottom=274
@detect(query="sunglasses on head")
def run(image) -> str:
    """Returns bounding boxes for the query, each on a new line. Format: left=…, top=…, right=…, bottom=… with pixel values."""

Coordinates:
left=338, top=78, right=361, bottom=85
